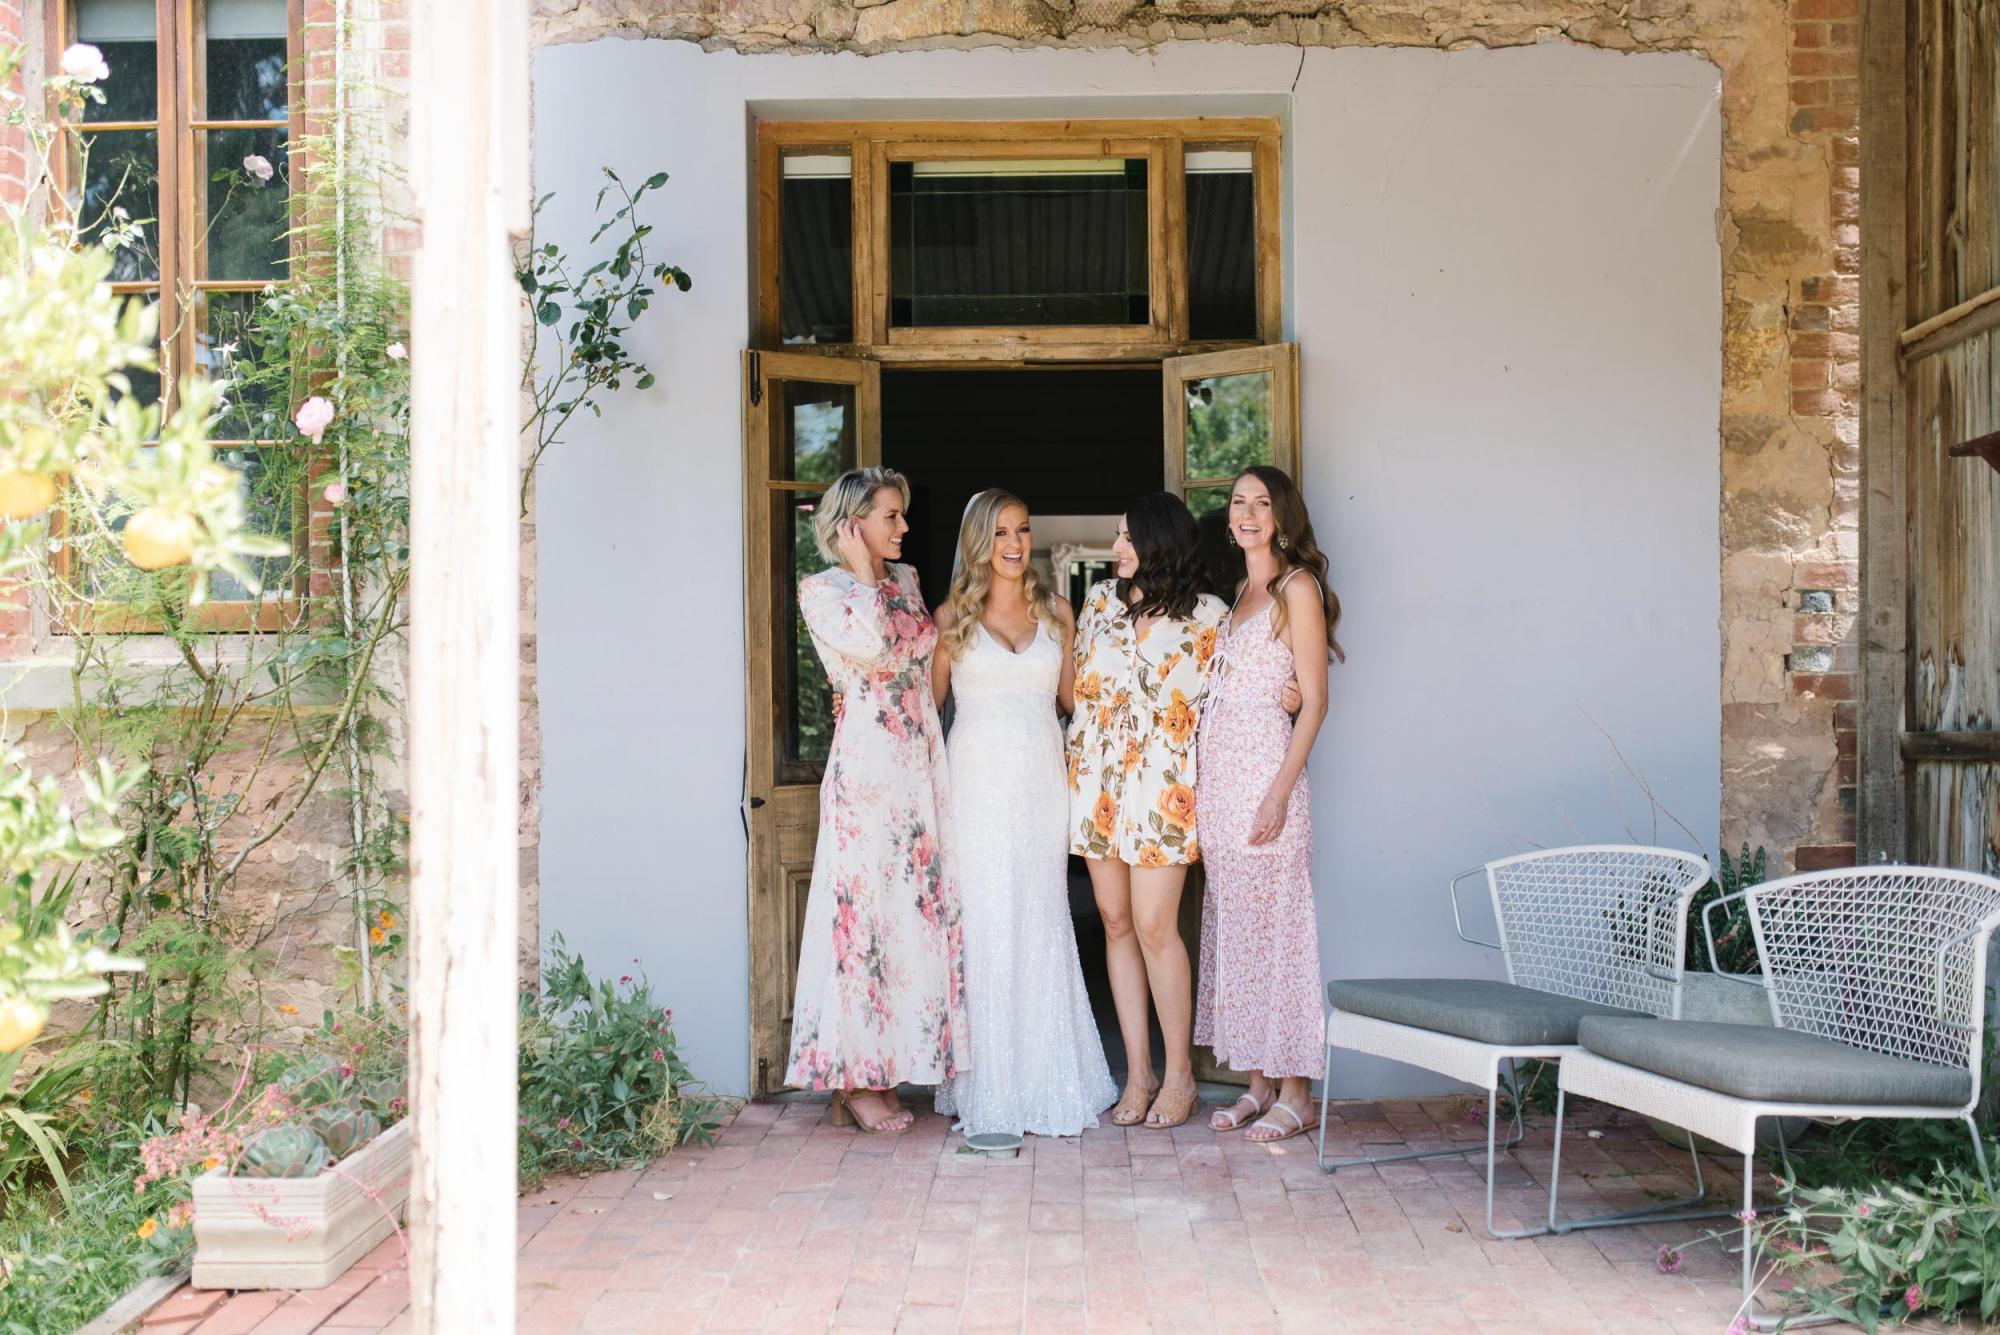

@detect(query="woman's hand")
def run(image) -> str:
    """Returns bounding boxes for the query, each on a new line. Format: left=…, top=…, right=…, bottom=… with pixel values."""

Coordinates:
left=1278, top=678, right=1302, bottom=715
left=836, top=520, right=875, bottom=583
left=1248, top=787, right=1289, bottom=845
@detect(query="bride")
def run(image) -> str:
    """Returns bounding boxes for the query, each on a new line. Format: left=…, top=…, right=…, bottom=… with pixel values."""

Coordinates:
left=933, top=489, right=1117, bottom=1138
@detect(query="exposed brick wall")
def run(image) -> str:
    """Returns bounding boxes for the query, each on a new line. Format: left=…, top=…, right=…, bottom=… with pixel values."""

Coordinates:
left=1781, top=0, right=1861, bottom=873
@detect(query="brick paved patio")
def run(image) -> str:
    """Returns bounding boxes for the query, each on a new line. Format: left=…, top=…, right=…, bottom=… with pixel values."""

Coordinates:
left=147, top=1097, right=1872, bottom=1333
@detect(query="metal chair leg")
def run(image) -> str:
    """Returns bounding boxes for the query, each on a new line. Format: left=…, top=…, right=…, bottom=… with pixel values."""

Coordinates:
left=1315, top=1041, right=1334, bottom=1171
left=1544, top=1089, right=1731, bottom=1235
left=1967, top=1114, right=1994, bottom=1193
left=1482, top=1073, right=1547, bottom=1239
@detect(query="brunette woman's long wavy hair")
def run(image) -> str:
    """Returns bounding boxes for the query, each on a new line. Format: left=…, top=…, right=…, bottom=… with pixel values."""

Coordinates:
left=1236, top=465, right=1345, bottom=663
left=1118, top=492, right=1204, bottom=621
left=942, top=489, right=1063, bottom=660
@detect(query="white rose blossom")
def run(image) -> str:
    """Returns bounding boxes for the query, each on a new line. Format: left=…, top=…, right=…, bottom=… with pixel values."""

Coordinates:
left=60, top=43, right=109, bottom=83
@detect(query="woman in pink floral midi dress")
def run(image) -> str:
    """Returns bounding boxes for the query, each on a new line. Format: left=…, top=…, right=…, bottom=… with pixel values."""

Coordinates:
left=785, top=469, right=969, bottom=1134
left=1195, top=466, right=1344, bottom=1144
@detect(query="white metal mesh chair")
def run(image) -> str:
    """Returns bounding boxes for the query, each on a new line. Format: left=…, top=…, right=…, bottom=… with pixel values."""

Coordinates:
left=1547, top=865, right=2000, bottom=1328
left=1318, top=845, right=1714, bottom=1238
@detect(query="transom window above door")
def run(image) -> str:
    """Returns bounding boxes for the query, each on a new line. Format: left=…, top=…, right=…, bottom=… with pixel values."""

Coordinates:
left=757, top=119, right=1283, bottom=360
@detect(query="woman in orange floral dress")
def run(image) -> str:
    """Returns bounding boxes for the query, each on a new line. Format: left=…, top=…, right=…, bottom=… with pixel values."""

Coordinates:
left=1065, top=493, right=1227, bottom=1130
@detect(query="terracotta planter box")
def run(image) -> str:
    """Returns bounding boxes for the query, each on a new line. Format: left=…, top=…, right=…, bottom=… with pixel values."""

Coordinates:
left=191, top=1119, right=411, bottom=1290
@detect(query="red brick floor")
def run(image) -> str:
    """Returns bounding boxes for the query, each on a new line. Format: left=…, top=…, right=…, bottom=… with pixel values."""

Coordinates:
left=168, top=1097, right=1874, bottom=1333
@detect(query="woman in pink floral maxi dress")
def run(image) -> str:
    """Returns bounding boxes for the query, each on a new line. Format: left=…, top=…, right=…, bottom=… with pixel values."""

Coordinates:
left=1195, top=466, right=1343, bottom=1144
left=785, top=469, right=969, bottom=1134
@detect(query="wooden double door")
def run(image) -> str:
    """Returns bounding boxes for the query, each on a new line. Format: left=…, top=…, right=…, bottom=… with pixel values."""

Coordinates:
left=740, top=345, right=1301, bottom=1093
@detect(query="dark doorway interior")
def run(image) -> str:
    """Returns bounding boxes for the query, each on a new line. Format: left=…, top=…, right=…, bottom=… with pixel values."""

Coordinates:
left=881, top=366, right=1163, bottom=610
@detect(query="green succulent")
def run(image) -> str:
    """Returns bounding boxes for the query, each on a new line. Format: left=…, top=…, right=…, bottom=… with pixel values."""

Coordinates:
left=278, top=1053, right=347, bottom=1109
left=357, top=1074, right=404, bottom=1120
left=238, top=1125, right=330, bottom=1179
left=307, top=1100, right=382, bottom=1159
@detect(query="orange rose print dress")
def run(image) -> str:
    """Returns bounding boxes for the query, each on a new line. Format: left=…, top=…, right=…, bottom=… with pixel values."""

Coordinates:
left=785, top=563, right=970, bottom=1092
left=1064, top=579, right=1228, bottom=866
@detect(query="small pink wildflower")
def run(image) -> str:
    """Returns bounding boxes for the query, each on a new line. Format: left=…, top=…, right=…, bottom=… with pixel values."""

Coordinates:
left=338, top=1062, right=355, bottom=1079
left=323, top=482, right=348, bottom=505
left=385, top=342, right=407, bottom=361
left=652, top=1048, right=665, bottom=1062
left=619, top=975, right=633, bottom=985
left=571, top=1137, right=584, bottom=1150
left=557, top=1117, right=571, bottom=1130
left=294, top=395, right=335, bottom=444
left=1735, top=1208, right=1757, bottom=1225
left=1855, top=1203, right=1869, bottom=1218
left=243, top=154, right=274, bottom=185
left=1728, top=1318, right=1751, bottom=1335
left=1655, top=1246, right=1682, bottom=1274
left=1906, top=1285, right=1922, bottom=1312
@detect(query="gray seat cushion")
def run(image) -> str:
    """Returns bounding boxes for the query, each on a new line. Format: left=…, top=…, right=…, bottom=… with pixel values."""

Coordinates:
left=1577, top=1017, right=1973, bottom=1108
left=1328, top=978, right=1648, bottom=1047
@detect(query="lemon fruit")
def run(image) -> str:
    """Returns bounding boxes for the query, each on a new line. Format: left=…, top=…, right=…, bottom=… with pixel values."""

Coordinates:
left=122, top=507, right=199, bottom=569
left=0, top=996, right=49, bottom=1053
left=0, top=470, right=57, bottom=518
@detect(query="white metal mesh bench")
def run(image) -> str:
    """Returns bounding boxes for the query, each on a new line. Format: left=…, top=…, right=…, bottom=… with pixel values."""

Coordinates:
left=1318, top=845, right=1714, bottom=1239
left=1547, top=865, right=2000, bottom=1328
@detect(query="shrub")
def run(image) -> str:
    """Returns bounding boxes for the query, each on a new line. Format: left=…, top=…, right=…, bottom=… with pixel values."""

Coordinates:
left=517, top=938, right=717, bottom=1189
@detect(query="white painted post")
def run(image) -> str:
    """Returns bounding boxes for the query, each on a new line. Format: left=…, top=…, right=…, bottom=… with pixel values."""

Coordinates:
left=406, top=0, right=530, bottom=1329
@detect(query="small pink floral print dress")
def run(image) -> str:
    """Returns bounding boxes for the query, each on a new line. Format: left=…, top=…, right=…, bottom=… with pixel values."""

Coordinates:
left=1193, top=573, right=1325, bottom=1079
left=786, top=563, right=970, bottom=1092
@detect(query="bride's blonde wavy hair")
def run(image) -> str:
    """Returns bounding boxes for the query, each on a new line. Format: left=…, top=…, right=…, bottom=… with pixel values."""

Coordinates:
left=943, top=488, right=1063, bottom=660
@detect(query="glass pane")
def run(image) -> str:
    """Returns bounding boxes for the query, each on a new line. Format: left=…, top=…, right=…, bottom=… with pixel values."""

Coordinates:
left=199, top=291, right=279, bottom=436
left=780, top=155, right=853, bottom=345
left=203, top=129, right=289, bottom=281
left=1186, top=485, right=1230, bottom=518
left=774, top=380, right=854, bottom=483
left=204, top=1, right=289, bottom=121
left=86, top=447, right=295, bottom=604
left=79, top=130, right=160, bottom=281
left=781, top=493, right=835, bottom=772
left=1186, top=157, right=1257, bottom=341
left=203, top=446, right=297, bottom=602
left=115, top=331, right=162, bottom=413
left=76, top=0, right=158, bottom=123
left=890, top=157, right=1149, bottom=327
left=1183, top=369, right=1273, bottom=480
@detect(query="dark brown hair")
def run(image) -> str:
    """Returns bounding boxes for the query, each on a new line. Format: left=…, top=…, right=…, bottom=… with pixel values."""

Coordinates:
left=1236, top=465, right=1344, bottom=662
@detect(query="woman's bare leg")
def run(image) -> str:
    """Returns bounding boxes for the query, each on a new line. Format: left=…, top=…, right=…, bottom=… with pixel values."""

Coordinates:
left=1087, top=857, right=1158, bottom=1106
left=1129, top=864, right=1195, bottom=1123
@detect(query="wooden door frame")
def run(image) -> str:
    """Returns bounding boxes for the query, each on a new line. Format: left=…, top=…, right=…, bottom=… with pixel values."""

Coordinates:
left=1856, top=0, right=1909, bottom=863
left=743, top=350, right=881, bottom=1094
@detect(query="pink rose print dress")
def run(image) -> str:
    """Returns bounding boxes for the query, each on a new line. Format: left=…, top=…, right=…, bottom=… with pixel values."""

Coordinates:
left=785, top=563, right=971, bottom=1092
left=1193, top=572, right=1326, bottom=1079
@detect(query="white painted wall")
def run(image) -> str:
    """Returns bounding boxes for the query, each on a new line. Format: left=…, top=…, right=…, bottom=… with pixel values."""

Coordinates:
left=532, top=39, right=1724, bottom=1097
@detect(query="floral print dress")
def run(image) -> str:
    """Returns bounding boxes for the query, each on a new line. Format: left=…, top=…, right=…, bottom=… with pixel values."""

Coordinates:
left=1065, top=579, right=1228, bottom=866
left=785, top=563, right=970, bottom=1092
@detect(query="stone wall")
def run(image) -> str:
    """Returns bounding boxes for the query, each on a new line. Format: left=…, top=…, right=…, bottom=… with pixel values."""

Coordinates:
left=528, top=0, right=1867, bottom=872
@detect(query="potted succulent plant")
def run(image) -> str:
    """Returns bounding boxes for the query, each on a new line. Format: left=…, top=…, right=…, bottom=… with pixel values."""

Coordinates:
left=190, top=1050, right=411, bottom=1289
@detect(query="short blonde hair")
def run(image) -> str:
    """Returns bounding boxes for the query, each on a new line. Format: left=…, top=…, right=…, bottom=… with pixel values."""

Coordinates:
left=812, top=467, right=911, bottom=563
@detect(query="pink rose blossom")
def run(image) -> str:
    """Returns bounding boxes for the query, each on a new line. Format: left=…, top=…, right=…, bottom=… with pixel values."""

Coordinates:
left=243, top=154, right=274, bottom=185
left=323, top=483, right=347, bottom=505
left=294, top=396, right=335, bottom=443
left=60, top=43, right=109, bottom=83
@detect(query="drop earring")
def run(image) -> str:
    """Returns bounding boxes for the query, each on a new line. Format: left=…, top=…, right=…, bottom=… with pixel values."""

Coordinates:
left=1275, top=533, right=1290, bottom=552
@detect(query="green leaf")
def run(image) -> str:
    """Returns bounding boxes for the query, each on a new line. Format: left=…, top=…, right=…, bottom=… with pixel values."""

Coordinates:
left=645, top=172, right=668, bottom=190
left=517, top=270, right=537, bottom=294
left=538, top=302, right=561, bottom=326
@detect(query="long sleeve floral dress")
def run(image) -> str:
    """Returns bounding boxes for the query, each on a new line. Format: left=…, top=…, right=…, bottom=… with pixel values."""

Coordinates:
left=785, top=563, right=970, bottom=1092
left=1065, top=579, right=1228, bottom=867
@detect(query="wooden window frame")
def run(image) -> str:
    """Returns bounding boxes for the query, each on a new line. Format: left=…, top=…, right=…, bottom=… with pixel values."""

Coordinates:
left=755, top=117, right=1285, bottom=364
left=46, top=0, right=308, bottom=635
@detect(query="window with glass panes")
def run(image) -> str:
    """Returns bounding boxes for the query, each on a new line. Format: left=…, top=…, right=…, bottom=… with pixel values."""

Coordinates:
left=55, top=0, right=301, bottom=625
